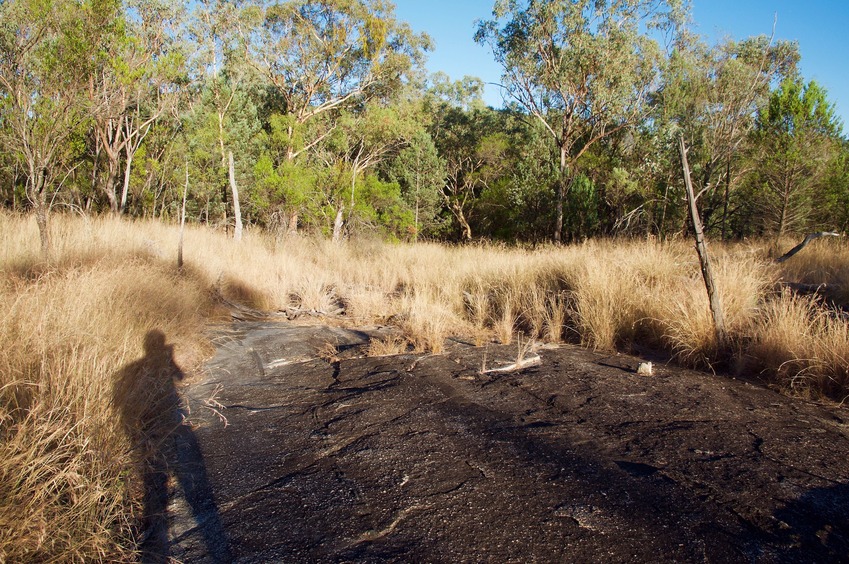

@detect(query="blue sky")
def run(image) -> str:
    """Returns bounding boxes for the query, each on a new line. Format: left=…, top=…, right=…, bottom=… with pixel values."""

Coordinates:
left=393, top=0, right=849, bottom=133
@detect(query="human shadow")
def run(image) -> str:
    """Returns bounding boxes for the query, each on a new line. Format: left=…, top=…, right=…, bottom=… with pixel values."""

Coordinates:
left=114, top=329, right=232, bottom=563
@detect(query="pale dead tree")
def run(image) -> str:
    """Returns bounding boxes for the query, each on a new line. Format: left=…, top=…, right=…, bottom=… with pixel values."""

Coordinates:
left=89, top=0, right=183, bottom=214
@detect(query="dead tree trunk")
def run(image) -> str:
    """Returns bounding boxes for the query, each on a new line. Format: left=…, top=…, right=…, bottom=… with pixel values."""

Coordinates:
left=678, top=136, right=726, bottom=349
left=554, top=144, right=567, bottom=244
left=178, top=160, right=188, bottom=270
left=775, top=232, right=842, bottom=263
left=332, top=205, right=344, bottom=244
left=228, top=151, right=243, bottom=242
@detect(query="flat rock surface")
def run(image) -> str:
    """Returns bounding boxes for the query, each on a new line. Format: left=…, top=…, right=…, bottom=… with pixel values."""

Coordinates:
left=163, top=321, right=849, bottom=563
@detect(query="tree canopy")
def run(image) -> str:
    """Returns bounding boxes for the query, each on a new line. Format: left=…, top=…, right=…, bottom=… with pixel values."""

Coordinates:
left=0, top=0, right=845, bottom=247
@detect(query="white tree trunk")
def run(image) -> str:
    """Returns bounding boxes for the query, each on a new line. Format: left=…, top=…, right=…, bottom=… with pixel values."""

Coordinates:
left=119, top=151, right=133, bottom=214
left=178, top=161, right=188, bottom=269
left=332, top=205, right=344, bottom=244
left=229, top=151, right=243, bottom=241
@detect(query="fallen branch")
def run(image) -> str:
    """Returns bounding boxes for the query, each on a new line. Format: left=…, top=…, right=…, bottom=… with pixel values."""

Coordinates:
left=775, top=232, right=843, bottom=263
left=482, top=354, right=542, bottom=374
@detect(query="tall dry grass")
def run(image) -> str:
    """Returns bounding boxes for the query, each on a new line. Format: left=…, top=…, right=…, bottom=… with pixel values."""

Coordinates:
left=747, top=291, right=849, bottom=398
left=2, top=212, right=847, bottom=560
left=0, top=213, right=225, bottom=561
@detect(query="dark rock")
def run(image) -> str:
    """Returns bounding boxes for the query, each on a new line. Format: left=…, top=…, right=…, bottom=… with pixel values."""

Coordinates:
left=160, top=322, right=849, bottom=563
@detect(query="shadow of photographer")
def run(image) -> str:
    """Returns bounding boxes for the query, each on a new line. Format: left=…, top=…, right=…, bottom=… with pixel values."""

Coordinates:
left=114, top=329, right=232, bottom=563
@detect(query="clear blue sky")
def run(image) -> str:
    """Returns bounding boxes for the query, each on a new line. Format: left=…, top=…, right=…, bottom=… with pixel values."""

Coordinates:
left=393, top=0, right=849, bottom=134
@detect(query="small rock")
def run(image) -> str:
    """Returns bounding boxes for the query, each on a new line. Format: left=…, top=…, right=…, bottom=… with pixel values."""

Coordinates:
left=636, top=361, right=653, bottom=376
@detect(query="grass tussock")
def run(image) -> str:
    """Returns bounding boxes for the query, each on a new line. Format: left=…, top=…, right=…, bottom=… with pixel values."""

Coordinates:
left=748, top=291, right=849, bottom=398
left=2, top=212, right=848, bottom=560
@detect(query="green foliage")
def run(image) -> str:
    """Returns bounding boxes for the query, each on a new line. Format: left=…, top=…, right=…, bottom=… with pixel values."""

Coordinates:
left=476, top=0, right=675, bottom=242
left=564, top=174, right=600, bottom=241
left=652, top=32, right=800, bottom=239
left=253, top=154, right=316, bottom=217
left=386, top=130, right=446, bottom=238
left=355, top=174, right=415, bottom=239
left=257, top=0, right=429, bottom=119
left=0, top=0, right=846, bottom=248
left=751, top=78, right=842, bottom=237
left=0, top=0, right=123, bottom=249
left=820, top=141, right=849, bottom=233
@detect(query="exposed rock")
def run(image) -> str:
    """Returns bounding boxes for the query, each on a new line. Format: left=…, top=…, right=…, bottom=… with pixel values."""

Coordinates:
left=159, top=321, right=849, bottom=562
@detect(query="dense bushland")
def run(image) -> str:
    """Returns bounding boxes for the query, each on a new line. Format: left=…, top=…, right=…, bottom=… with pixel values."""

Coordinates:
left=1, top=0, right=846, bottom=250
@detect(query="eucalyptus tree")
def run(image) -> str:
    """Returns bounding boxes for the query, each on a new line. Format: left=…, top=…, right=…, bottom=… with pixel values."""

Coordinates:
left=88, top=0, right=185, bottom=214
left=0, top=0, right=121, bottom=252
left=476, top=0, right=682, bottom=243
left=426, top=72, right=486, bottom=112
left=657, top=32, right=798, bottom=238
left=325, top=102, right=417, bottom=241
left=431, top=105, right=509, bottom=240
left=752, top=78, right=842, bottom=238
left=187, top=0, right=261, bottom=237
left=246, top=0, right=430, bottom=233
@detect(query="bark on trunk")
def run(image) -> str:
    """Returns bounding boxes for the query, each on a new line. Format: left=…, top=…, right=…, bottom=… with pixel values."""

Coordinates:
left=777, top=176, right=790, bottom=241
left=228, top=151, right=243, bottom=242
left=775, top=232, right=842, bottom=263
left=332, top=206, right=344, bottom=243
left=678, top=136, right=726, bottom=349
left=28, top=166, right=51, bottom=255
left=554, top=145, right=567, bottom=244
left=178, top=161, right=188, bottom=270
left=35, top=203, right=50, bottom=256
left=119, top=150, right=134, bottom=214
left=218, top=112, right=229, bottom=226
left=104, top=163, right=119, bottom=214
left=659, top=181, right=670, bottom=238
left=287, top=210, right=299, bottom=236
left=720, top=160, right=731, bottom=241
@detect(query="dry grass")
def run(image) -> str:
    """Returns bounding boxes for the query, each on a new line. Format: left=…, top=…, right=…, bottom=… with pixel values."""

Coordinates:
left=366, top=335, right=410, bottom=357
left=748, top=291, right=849, bottom=398
left=2, top=212, right=848, bottom=560
left=0, top=213, right=224, bottom=561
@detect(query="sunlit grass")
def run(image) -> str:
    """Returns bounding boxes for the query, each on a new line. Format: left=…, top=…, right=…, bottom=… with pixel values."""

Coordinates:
left=1, top=211, right=847, bottom=560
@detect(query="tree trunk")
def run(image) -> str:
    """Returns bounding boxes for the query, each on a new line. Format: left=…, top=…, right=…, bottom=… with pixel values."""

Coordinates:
left=178, top=161, right=188, bottom=270
left=678, top=136, right=726, bottom=350
left=119, top=150, right=134, bottom=214
left=659, top=181, right=670, bottom=239
left=33, top=174, right=50, bottom=256
left=218, top=111, right=229, bottom=226
left=458, top=212, right=472, bottom=240
left=414, top=153, right=421, bottom=243
left=777, top=176, right=791, bottom=241
left=775, top=232, right=842, bottom=263
left=228, top=151, right=243, bottom=242
left=287, top=210, right=299, bottom=236
left=35, top=202, right=50, bottom=256
left=332, top=205, right=344, bottom=243
left=103, top=162, right=120, bottom=214
left=554, top=145, right=567, bottom=244
left=414, top=200, right=420, bottom=243
left=720, top=159, right=731, bottom=241
left=27, top=165, right=51, bottom=255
